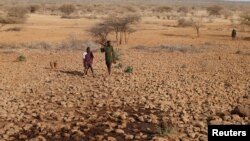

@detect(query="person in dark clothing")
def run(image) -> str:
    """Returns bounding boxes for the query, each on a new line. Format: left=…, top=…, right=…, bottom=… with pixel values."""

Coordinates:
left=232, top=28, right=236, bottom=40
left=100, top=41, right=116, bottom=75
left=84, top=47, right=95, bottom=77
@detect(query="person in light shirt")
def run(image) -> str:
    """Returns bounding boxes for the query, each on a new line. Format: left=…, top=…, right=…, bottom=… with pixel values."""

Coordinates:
left=83, top=47, right=95, bottom=77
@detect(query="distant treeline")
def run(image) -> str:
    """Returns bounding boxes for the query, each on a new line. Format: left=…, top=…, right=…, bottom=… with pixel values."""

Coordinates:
left=1, top=0, right=250, bottom=5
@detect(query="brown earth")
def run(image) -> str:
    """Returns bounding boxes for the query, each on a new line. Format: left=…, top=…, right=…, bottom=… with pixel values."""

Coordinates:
left=0, top=13, right=250, bottom=141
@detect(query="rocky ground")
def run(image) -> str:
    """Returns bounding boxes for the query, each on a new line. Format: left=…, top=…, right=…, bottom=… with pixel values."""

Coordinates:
left=0, top=44, right=249, bottom=141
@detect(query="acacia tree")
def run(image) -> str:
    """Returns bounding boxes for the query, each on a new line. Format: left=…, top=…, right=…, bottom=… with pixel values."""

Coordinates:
left=89, top=23, right=113, bottom=43
left=90, top=14, right=141, bottom=45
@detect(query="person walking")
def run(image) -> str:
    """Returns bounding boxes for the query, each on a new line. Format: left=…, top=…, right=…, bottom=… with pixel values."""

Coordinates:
left=101, top=41, right=116, bottom=75
left=84, top=47, right=95, bottom=77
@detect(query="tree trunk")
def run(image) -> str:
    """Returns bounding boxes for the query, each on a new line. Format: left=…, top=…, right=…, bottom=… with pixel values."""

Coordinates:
left=115, top=28, right=118, bottom=45
left=124, top=31, right=127, bottom=44
left=119, top=31, right=123, bottom=45
left=196, top=27, right=200, bottom=37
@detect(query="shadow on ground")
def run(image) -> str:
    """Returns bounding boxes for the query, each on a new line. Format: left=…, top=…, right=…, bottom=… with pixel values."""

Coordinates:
left=59, top=70, right=84, bottom=76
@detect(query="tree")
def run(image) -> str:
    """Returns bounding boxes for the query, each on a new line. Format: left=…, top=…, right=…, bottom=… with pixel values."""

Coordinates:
left=90, top=14, right=141, bottom=45
left=59, top=4, right=75, bottom=16
left=177, top=17, right=203, bottom=37
left=191, top=18, right=203, bottom=37
left=89, top=23, right=113, bottom=43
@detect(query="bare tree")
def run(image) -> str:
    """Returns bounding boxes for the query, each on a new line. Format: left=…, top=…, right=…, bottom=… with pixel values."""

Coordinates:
left=191, top=18, right=203, bottom=37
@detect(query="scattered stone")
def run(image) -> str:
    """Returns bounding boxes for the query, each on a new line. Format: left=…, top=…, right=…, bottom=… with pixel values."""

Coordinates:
left=125, top=134, right=134, bottom=140
left=108, top=136, right=117, bottom=141
left=115, top=129, right=125, bottom=134
left=231, top=105, right=250, bottom=117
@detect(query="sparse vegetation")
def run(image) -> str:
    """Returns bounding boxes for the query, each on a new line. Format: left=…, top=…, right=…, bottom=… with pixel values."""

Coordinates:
left=178, top=18, right=193, bottom=27
left=207, top=5, right=224, bottom=16
left=178, top=6, right=189, bottom=14
left=153, top=6, right=172, bottom=13
left=17, top=55, right=26, bottom=62
left=177, top=17, right=203, bottom=37
left=124, top=66, right=133, bottom=73
left=157, top=126, right=174, bottom=137
left=115, top=63, right=123, bottom=69
left=59, top=4, right=75, bottom=16
left=191, top=17, right=203, bottom=37
left=7, top=6, right=28, bottom=18
left=29, top=5, right=41, bottom=13
left=0, top=6, right=28, bottom=27
left=241, top=14, right=250, bottom=26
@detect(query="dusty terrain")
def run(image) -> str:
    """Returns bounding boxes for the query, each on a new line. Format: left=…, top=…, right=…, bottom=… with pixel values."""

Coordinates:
left=0, top=7, right=250, bottom=141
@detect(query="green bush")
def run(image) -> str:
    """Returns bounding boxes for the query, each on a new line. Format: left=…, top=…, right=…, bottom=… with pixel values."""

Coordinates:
left=17, top=55, right=26, bottom=61
left=124, top=66, right=133, bottom=73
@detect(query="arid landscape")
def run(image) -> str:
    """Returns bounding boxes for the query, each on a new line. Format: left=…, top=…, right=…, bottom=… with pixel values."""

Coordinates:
left=0, top=0, right=250, bottom=141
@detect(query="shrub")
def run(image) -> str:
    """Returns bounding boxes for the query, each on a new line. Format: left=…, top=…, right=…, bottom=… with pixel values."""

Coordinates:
left=0, top=16, right=26, bottom=24
left=177, top=18, right=193, bottom=27
left=153, top=6, right=172, bottom=13
left=61, top=15, right=80, bottom=19
left=124, top=66, right=133, bottom=73
left=207, top=5, right=224, bottom=16
left=59, top=4, right=75, bottom=16
left=29, top=5, right=41, bottom=13
left=220, top=9, right=232, bottom=19
left=17, top=55, right=26, bottom=61
left=241, top=14, right=250, bottom=25
left=7, top=6, right=28, bottom=18
left=178, top=6, right=189, bottom=14
left=157, top=126, right=174, bottom=137
left=0, top=6, right=28, bottom=26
